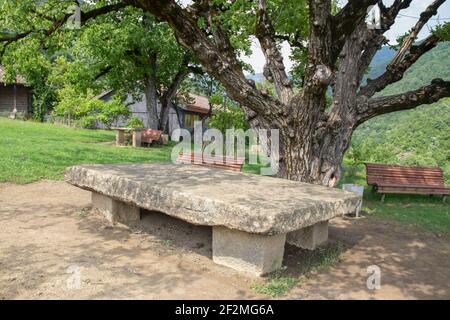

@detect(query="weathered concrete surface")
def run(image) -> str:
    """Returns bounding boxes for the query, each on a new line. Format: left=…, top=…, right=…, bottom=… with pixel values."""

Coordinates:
left=115, top=130, right=125, bottom=146
left=287, top=221, right=329, bottom=250
left=213, top=226, right=286, bottom=276
left=65, top=164, right=361, bottom=235
left=132, top=131, right=141, bottom=148
left=92, top=191, right=140, bottom=225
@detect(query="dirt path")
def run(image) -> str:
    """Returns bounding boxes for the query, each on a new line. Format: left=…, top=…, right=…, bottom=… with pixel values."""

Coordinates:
left=0, top=181, right=449, bottom=300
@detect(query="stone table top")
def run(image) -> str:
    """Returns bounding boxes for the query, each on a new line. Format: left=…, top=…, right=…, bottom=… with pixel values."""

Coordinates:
left=65, top=163, right=361, bottom=235
left=112, top=127, right=144, bottom=131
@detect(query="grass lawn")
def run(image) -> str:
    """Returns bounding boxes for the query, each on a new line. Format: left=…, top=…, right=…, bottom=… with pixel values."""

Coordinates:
left=1, top=117, right=449, bottom=235
left=340, top=164, right=450, bottom=235
left=0, top=118, right=174, bottom=184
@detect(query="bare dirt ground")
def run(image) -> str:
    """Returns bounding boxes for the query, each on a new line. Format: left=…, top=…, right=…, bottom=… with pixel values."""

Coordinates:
left=0, top=180, right=449, bottom=300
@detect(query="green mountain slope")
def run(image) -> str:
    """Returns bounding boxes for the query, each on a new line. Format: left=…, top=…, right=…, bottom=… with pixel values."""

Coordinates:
left=350, top=42, right=450, bottom=182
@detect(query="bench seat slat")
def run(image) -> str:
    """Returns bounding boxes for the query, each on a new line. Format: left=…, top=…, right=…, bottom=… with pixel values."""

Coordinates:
left=378, top=186, right=450, bottom=195
left=365, top=163, right=449, bottom=198
left=141, top=130, right=163, bottom=144
left=178, top=153, right=245, bottom=171
left=368, top=179, right=445, bottom=186
left=366, top=163, right=443, bottom=170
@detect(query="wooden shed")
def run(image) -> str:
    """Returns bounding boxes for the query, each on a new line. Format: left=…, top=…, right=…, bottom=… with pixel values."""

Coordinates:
left=97, top=90, right=213, bottom=136
left=0, top=66, right=33, bottom=117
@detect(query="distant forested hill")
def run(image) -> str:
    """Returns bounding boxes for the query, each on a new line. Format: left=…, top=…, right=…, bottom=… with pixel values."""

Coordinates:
left=351, top=42, right=450, bottom=181
left=247, top=73, right=265, bottom=83
left=362, top=46, right=396, bottom=85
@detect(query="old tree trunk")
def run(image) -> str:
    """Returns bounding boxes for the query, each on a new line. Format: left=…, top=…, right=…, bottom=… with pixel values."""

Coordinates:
left=134, top=0, right=450, bottom=186
left=7, top=0, right=447, bottom=186
left=144, top=52, right=160, bottom=130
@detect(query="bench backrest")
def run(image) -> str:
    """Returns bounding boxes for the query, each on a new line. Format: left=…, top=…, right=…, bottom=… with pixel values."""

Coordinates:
left=178, top=153, right=245, bottom=172
left=365, top=163, right=445, bottom=187
left=141, top=130, right=163, bottom=143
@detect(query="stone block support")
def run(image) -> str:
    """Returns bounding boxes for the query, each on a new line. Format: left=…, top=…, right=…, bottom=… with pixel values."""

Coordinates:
left=161, top=134, right=169, bottom=145
left=212, top=226, right=286, bottom=276
left=116, top=130, right=125, bottom=146
left=132, top=130, right=142, bottom=148
left=286, top=221, right=329, bottom=250
left=91, top=192, right=140, bottom=225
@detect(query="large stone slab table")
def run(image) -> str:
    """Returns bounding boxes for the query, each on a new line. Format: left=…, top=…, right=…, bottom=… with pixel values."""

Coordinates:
left=65, top=163, right=361, bottom=276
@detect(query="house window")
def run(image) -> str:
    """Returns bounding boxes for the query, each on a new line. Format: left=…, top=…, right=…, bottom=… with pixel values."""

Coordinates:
left=184, top=113, right=200, bottom=128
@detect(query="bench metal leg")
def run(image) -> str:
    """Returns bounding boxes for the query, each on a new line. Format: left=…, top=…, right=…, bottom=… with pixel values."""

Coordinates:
left=381, top=194, right=386, bottom=203
left=286, top=221, right=329, bottom=250
left=91, top=192, right=140, bottom=225
left=212, top=226, right=286, bottom=276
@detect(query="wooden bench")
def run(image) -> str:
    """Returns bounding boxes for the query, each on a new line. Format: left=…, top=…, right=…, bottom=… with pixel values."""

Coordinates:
left=113, top=128, right=164, bottom=148
left=365, top=163, right=450, bottom=202
left=113, top=127, right=144, bottom=148
left=140, top=129, right=163, bottom=146
left=113, top=127, right=131, bottom=146
left=178, top=152, right=245, bottom=172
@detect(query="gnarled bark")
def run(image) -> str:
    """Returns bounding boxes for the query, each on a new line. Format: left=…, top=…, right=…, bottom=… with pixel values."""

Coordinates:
left=144, top=52, right=159, bottom=129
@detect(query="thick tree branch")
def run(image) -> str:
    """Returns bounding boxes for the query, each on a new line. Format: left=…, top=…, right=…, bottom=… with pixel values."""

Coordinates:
left=358, top=34, right=440, bottom=97
left=274, top=34, right=306, bottom=50
left=162, top=54, right=191, bottom=101
left=255, top=0, right=293, bottom=104
left=331, top=0, right=378, bottom=61
left=94, top=65, right=113, bottom=81
left=303, top=0, right=333, bottom=96
left=159, top=54, right=192, bottom=131
left=331, top=0, right=414, bottom=125
left=133, top=0, right=285, bottom=124
left=0, top=30, right=33, bottom=43
left=390, top=0, right=446, bottom=66
left=356, top=79, right=450, bottom=125
left=0, top=1, right=131, bottom=62
left=357, top=0, right=414, bottom=82
left=356, top=0, right=444, bottom=96
left=0, top=2, right=131, bottom=44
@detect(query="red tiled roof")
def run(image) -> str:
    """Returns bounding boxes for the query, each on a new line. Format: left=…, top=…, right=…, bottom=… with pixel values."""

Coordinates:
left=93, top=90, right=114, bottom=100
left=94, top=89, right=215, bottom=115
left=180, top=93, right=212, bottom=114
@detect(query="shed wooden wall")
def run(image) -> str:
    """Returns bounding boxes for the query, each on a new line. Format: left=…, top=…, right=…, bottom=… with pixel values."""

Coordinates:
left=0, top=85, right=31, bottom=113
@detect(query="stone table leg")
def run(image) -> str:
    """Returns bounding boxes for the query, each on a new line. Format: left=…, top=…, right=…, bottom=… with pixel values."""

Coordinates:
left=91, top=192, right=140, bottom=225
left=161, top=134, right=169, bottom=145
left=132, top=130, right=142, bottom=148
left=116, top=130, right=125, bottom=146
left=286, top=221, right=329, bottom=250
left=212, top=226, right=286, bottom=276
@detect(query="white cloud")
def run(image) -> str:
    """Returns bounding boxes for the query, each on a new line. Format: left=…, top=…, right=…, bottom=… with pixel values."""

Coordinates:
left=385, top=0, right=450, bottom=43
left=241, top=39, right=293, bottom=76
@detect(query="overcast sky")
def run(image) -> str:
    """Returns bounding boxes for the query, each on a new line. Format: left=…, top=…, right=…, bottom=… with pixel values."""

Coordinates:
left=180, top=0, right=450, bottom=74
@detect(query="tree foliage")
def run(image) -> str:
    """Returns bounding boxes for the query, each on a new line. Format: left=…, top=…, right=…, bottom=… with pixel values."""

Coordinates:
left=53, top=86, right=129, bottom=129
left=1, top=0, right=449, bottom=185
left=207, top=93, right=249, bottom=133
left=0, top=2, right=199, bottom=129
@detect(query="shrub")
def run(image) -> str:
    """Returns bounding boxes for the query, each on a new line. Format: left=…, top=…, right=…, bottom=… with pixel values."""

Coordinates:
left=126, top=117, right=145, bottom=128
left=54, top=88, right=129, bottom=129
left=207, top=94, right=248, bottom=133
